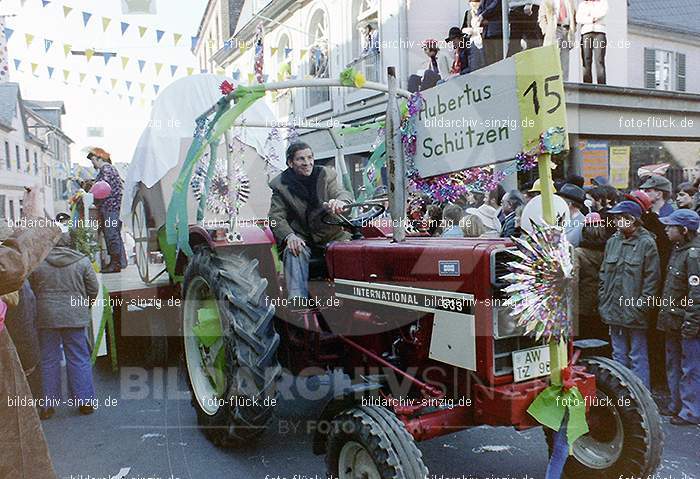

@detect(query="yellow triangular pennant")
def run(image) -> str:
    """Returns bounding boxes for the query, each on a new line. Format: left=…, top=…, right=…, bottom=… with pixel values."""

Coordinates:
left=63, top=5, right=72, bottom=17
left=186, top=67, right=194, bottom=76
left=271, top=47, right=278, bottom=56
left=25, top=34, right=34, bottom=47
left=155, top=63, right=163, bottom=75
left=30, top=63, right=38, bottom=74
left=79, top=73, right=86, bottom=83
left=138, top=26, right=147, bottom=38
left=63, top=44, right=72, bottom=57
left=63, top=70, right=70, bottom=81
left=300, top=49, right=308, bottom=59
left=111, top=78, right=118, bottom=89
left=173, top=33, right=182, bottom=46
left=102, top=17, right=111, bottom=32
left=85, top=49, right=95, bottom=62
left=139, top=83, right=145, bottom=93
left=121, top=56, right=130, bottom=69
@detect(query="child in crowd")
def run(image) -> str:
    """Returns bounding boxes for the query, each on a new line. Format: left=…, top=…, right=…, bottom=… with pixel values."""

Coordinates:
left=657, top=209, right=700, bottom=426
left=598, top=200, right=660, bottom=390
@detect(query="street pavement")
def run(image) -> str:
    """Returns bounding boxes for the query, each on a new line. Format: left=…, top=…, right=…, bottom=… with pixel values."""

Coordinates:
left=41, top=354, right=700, bottom=479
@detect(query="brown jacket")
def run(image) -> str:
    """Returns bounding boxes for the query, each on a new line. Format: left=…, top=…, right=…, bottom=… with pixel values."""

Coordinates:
left=268, top=166, right=352, bottom=248
left=0, top=225, right=62, bottom=295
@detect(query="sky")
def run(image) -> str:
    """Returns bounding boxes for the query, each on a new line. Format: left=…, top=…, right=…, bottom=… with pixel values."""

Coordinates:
left=2, top=0, right=208, bottom=166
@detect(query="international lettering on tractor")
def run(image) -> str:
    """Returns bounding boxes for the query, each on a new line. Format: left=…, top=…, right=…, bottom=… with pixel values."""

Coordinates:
left=125, top=64, right=663, bottom=479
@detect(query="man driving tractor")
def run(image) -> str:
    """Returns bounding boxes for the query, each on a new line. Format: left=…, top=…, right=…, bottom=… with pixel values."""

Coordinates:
left=268, top=142, right=352, bottom=299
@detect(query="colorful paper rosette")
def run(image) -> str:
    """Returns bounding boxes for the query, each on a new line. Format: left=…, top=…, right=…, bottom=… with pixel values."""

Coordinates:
left=501, top=221, right=575, bottom=343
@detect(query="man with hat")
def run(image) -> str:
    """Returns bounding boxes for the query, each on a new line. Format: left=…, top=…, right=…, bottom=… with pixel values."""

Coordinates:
left=556, top=183, right=586, bottom=246
left=640, top=175, right=675, bottom=218
left=657, top=209, right=700, bottom=425
left=598, top=200, right=660, bottom=390
left=445, top=27, right=469, bottom=77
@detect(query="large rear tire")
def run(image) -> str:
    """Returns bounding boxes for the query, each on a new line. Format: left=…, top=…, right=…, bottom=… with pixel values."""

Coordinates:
left=182, top=247, right=281, bottom=447
left=547, top=356, right=664, bottom=478
left=326, top=405, right=428, bottom=479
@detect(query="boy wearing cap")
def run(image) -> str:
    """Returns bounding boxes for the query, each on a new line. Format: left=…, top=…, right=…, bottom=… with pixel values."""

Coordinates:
left=657, top=209, right=700, bottom=426
left=640, top=175, right=675, bottom=218
left=599, top=200, right=660, bottom=390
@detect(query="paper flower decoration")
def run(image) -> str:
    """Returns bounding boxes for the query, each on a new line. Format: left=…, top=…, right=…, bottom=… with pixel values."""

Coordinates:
left=502, top=221, right=574, bottom=343
left=340, top=67, right=365, bottom=88
left=191, top=157, right=250, bottom=216
left=540, top=126, right=567, bottom=155
left=219, top=80, right=235, bottom=95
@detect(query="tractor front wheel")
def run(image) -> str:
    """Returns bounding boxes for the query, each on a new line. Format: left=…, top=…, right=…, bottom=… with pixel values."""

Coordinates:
left=326, top=405, right=428, bottom=479
left=182, top=248, right=281, bottom=447
left=547, top=356, right=664, bottom=478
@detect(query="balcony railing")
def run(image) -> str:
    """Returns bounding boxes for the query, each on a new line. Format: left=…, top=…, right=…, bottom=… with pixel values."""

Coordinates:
left=347, top=51, right=381, bottom=84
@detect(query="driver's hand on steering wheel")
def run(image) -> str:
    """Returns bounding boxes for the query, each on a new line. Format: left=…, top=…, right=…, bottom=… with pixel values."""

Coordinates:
left=324, top=199, right=347, bottom=215
left=285, top=233, right=307, bottom=256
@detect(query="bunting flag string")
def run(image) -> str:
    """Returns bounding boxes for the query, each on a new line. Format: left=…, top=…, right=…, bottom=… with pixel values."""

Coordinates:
left=173, top=33, right=182, bottom=46
left=62, top=5, right=72, bottom=17
left=138, top=26, right=147, bottom=38
left=84, top=48, right=94, bottom=61
left=154, top=62, right=163, bottom=75
left=137, top=60, right=146, bottom=72
left=13, top=60, right=155, bottom=109
left=120, top=22, right=130, bottom=35
left=101, top=17, right=111, bottom=32
left=156, top=30, right=164, bottom=43
left=121, top=56, right=129, bottom=69
left=82, top=11, right=92, bottom=27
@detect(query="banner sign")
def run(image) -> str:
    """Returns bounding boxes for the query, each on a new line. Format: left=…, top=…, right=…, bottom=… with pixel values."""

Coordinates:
left=415, top=45, right=567, bottom=178
left=609, top=146, right=631, bottom=189
left=578, top=140, right=609, bottom=185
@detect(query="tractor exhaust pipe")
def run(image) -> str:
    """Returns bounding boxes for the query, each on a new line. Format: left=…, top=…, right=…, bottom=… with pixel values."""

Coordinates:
left=386, top=66, right=406, bottom=243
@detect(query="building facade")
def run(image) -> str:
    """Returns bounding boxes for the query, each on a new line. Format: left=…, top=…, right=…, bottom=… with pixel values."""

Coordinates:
left=200, top=0, right=700, bottom=190
left=0, top=83, right=72, bottom=221
left=193, top=0, right=246, bottom=74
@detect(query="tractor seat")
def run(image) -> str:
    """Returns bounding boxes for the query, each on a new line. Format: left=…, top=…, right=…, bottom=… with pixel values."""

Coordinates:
left=308, top=246, right=329, bottom=279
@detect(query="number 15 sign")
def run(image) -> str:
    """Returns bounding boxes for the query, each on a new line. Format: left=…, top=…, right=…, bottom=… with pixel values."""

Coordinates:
left=414, top=45, right=568, bottom=178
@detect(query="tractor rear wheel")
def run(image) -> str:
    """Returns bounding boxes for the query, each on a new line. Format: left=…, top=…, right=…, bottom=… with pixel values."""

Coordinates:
left=182, top=247, right=281, bottom=447
left=546, top=356, right=663, bottom=478
left=325, top=405, right=428, bottom=479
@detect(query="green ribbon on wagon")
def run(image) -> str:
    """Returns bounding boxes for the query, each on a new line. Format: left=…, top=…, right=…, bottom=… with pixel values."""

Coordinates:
left=527, top=384, right=589, bottom=450
left=90, top=284, right=118, bottom=372
left=165, top=85, right=266, bottom=259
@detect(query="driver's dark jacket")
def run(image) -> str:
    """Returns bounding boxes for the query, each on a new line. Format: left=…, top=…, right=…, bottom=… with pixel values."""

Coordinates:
left=657, top=236, right=700, bottom=338
left=268, top=166, right=352, bottom=249
left=598, top=227, right=660, bottom=329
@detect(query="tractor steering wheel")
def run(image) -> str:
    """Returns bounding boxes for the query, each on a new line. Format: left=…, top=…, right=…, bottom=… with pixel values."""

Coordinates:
left=321, top=202, right=386, bottom=229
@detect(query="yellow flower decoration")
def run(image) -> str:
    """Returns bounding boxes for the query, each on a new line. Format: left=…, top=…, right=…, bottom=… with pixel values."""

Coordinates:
left=354, top=71, right=366, bottom=88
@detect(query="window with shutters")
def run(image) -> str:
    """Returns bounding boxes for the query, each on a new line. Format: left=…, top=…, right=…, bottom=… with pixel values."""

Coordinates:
left=0, top=195, right=5, bottom=219
left=3, top=142, right=8, bottom=169
left=15, top=145, right=20, bottom=170
left=644, top=47, right=686, bottom=92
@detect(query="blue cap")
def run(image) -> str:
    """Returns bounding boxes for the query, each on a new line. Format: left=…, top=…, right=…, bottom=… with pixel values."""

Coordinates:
left=607, top=201, right=643, bottom=219
left=659, top=209, right=700, bottom=231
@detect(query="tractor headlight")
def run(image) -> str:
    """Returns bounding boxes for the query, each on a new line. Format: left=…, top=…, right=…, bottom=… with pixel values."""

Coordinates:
left=493, top=305, right=525, bottom=339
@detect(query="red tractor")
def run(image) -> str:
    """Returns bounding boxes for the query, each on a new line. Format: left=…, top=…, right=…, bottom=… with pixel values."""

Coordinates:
left=129, top=74, right=663, bottom=479
left=177, top=214, right=663, bottom=479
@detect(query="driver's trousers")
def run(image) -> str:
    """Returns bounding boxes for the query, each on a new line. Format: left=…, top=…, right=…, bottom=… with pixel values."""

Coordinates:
left=283, top=245, right=311, bottom=299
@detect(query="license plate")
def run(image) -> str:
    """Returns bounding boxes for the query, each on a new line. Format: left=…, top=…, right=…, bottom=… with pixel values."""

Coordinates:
left=512, top=346, right=550, bottom=382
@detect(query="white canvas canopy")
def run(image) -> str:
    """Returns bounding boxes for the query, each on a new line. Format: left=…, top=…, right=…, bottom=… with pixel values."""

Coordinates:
left=121, top=74, right=286, bottom=221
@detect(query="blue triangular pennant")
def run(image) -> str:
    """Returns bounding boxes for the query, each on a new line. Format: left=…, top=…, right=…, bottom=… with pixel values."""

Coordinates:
left=138, top=60, right=146, bottom=72
left=120, top=22, right=129, bottom=35
left=153, top=84, right=160, bottom=95
left=44, top=39, right=53, bottom=52
left=5, top=28, right=14, bottom=41
left=232, top=70, right=240, bottom=80
left=13, top=59, right=21, bottom=70
left=129, top=96, right=134, bottom=105
left=156, top=30, right=164, bottom=43
left=103, top=52, right=115, bottom=66
left=47, top=66, right=54, bottom=78
left=191, top=36, right=198, bottom=50
left=126, top=81, right=132, bottom=91
left=82, top=12, right=92, bottom=26
left=284, top=47, right=292, bottom=58
left=96, top=75, right=102, bottom=84
left=170, top=65, right=177, bottom=76
left=41, top=0, right=51, bottom=7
